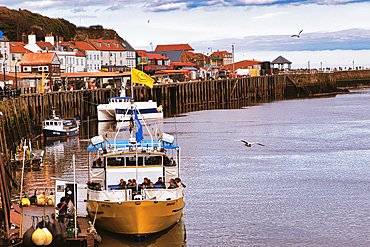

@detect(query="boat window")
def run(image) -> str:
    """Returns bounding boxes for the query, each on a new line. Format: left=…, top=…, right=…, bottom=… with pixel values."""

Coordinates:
left=126, top=156, right=143, bottom=166
left=145, top=156, right=162, bottom=166
left=106, top=157, right=124, bottom=166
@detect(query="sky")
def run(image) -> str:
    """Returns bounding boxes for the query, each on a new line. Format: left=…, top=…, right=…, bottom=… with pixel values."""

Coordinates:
left=2, top=0, right=370, bottom=69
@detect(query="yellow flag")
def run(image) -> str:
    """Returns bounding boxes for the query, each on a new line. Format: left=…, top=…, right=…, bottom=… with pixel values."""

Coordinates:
left=131, top=68, right=154, bottom=88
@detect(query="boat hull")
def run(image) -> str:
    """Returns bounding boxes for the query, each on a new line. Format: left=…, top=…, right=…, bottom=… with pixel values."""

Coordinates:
left=43, top=128, right=79, bottom=140
left=87, top=197, right=184, bottom=235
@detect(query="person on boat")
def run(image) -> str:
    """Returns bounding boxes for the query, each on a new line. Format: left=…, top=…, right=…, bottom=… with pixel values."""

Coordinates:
left=87, top=180, right=101, bottom=190
left=127, top=179, right=133, bottom=187
left=147, top=182, right=154, bottom=189
left=96, top=157, right=102, bottom=167
left=118, top=179, right=126, bottom=190
left=154, top=177, right=165, bottom=188
left=168, top=179, right=178, bottom=189
left=170, top=157, right=176, bottom=166
left=56, top=197, right=68, bottom=223
left=66, top=186, right=73, bottom=204
left=142, top=177, right=149, bottom=187
left=175, top=178, right=186, bottom=188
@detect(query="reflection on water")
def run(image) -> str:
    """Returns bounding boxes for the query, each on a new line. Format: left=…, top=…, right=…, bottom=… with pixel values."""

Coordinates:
left=96, top=218, right=186, bottom=247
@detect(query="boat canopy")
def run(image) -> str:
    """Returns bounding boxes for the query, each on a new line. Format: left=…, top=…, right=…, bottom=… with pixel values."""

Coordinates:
left=87, top=139, right=179, bottom=151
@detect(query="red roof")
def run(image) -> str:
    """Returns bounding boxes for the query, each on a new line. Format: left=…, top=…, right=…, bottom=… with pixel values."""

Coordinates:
left=74, top=41, right=96, bottom=51
left=89, top=39, right=125, bottom=51
left=10, top=42, right=33, bottom=54
left=137, top=50, right=169, bottom=60
left=171, top=62, right=196, bottom=67
left=211, top=50, right=232, bottom=58
left=146, top=53, right=169, bottom=60
left=155, top=44, right=194, bottom=52
left=185, top=51, right=197, bottom=59
left=222, top=60, right=263, bottom=71
left=155, top=69, right=190, bottom=74
left=20, top=53, right=58, bottom=65
left=36, top=41, right=55, bottom=51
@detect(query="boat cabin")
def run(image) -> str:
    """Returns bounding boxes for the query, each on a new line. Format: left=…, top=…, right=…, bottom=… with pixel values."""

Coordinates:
left=43, top=119, right=64, bottom=131
left=90, top=151, right=177, bottom=191
left=107, top=96, right=132, bottom=104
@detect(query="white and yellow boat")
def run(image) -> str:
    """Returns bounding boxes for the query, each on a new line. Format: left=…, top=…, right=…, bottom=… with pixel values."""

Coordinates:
left=86, top=108, right=184, bottom=237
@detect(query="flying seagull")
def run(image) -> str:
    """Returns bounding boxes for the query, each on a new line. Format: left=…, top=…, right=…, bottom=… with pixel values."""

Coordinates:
left=291, top=30, right=303, bottom=38
left=238, top=140, right=265, bottom=147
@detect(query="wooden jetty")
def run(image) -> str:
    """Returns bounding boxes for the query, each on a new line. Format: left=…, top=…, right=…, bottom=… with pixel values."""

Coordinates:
left=10, top=204, right=96, bottom=246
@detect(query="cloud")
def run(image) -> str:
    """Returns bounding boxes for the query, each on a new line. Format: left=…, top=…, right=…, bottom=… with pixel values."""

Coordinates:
left=252, top=11, right=289, bottom=20
left=71, top=7, right=86, bottom=13
left=105, top=4, right=120, bottom=11
left=192, top=28, right=370, bottom=53
left=4, top=0, right=368, bottom=11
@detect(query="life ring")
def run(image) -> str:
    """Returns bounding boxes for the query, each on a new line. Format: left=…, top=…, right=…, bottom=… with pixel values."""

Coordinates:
left=153, top=146, right=158, bottom=151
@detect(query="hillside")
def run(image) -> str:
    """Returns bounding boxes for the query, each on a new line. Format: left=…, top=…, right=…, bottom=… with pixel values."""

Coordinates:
left=0, top=6, right=124, bottom=42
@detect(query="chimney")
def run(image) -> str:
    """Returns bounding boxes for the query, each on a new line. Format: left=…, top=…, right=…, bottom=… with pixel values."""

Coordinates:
left=45, top=34, right=54, bottom=46
left=28, top=34, right=36, bottom=45
left=22, top=33, right=27, bottom=44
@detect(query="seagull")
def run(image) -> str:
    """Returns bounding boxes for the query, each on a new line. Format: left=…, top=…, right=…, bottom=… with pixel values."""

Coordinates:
left=238, top=140, right=265, bottom=147
left=291, top=30, right=303, bottom=38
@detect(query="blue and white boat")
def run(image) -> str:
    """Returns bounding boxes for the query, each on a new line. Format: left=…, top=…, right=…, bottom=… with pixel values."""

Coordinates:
left=42, top=111, right=80, bottom=140
left=97, top=87, right=163, bottom=122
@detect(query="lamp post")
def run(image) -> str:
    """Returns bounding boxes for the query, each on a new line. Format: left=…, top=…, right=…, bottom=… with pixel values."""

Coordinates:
left=15, top=58, right=20, bottom=93
left=1, top=52, right=8, bottom=87
left=208, top=47, right=212, bottom=55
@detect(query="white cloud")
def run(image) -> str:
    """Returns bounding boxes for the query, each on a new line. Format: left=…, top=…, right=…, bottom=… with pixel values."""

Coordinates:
left=252, top=11, right=289, bottom=20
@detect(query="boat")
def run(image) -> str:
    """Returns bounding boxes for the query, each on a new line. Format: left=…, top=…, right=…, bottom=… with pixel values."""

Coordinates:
left=97, top=86, right=163, bottom=122
left=86, top=107, right=184, bottom=237
left=42, top=111, right=80, bottom=140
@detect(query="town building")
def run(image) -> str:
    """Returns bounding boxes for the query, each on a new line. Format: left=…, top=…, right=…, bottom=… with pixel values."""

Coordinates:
left=9, top=42, right=32, bottom=73
left=20, top=52, right=61, bottom=90
left=211, top=51, right=233, bottom=66
left=74, top=41, right=101, bottom=72
left=88, top=39, right=136, bottom=72
left=136, top=50, right=170, bottom=74
left=55, top=41, right=86, bottom=73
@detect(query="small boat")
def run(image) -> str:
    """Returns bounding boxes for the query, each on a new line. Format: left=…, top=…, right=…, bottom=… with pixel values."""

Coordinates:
left=86, top=107, right=184, bottom=237
left=97, top=86, right=163, bottom=122
left=43, top=111, right=80, bottom=140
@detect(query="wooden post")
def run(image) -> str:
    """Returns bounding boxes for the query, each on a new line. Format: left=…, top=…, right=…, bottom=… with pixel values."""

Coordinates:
left=0, top=156, right=10, bottom=242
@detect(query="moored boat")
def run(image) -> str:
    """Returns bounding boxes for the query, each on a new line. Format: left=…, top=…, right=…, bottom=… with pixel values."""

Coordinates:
left=97, top=88, right=163, bottom=122
left=86, top=108, right=184, bottom=237
left=42, top=111, right=80, bottom=140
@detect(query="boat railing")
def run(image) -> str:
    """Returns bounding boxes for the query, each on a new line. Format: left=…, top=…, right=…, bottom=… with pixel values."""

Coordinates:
left=144, top=187, right=184, bottom=201
left=88, top=189, right=132, bottom=202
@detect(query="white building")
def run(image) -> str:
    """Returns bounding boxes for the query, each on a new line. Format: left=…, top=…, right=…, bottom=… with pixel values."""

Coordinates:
left=88, top=39, right=136, bottom=72
left=74, top=41, right=101, bottom=72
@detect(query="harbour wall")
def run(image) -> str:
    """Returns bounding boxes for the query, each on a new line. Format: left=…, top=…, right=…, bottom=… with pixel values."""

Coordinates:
left=3, top=69, right=370, bottom=152
left=334, top=69, right=370, bottom=87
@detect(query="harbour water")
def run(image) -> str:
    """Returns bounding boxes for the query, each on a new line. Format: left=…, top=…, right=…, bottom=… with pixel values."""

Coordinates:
left=14, top=88, right=370, bottom=246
